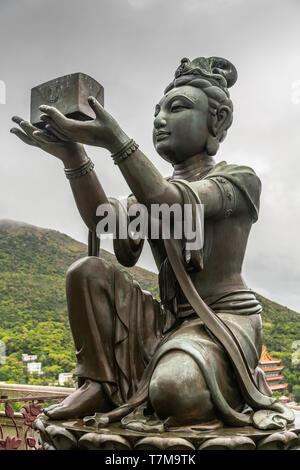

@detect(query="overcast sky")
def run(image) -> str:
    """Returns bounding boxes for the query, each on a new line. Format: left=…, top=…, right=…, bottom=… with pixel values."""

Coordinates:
left=1, top=0, right=300, bottom=312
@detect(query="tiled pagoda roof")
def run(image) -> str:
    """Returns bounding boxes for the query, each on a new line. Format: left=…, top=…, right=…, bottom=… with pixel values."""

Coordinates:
left=259, top=345, right=281, bottom=365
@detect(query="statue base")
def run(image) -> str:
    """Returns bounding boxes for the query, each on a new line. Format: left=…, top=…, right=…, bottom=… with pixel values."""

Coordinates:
left=34, top=410, right=300, bottom=450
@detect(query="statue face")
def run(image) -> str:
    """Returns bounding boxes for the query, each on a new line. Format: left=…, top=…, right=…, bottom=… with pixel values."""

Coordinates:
left=153, top=85, right=209, bottom=163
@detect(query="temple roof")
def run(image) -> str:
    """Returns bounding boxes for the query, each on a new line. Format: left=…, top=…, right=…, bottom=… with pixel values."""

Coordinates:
left=259, top=345, right=282, bottom=364
left=262, top=366, right=284, bottom=372
left=266, top=375, right=284, bottom=382
left=269, top=383, right=288, bottom=390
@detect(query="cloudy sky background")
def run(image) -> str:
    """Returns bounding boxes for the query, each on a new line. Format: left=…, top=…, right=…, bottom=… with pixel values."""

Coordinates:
left=1, top=0, right=300, bottom=311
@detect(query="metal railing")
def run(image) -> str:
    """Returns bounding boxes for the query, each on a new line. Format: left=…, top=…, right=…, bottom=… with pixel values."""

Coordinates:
left=0, top=383, right=74, bottom=450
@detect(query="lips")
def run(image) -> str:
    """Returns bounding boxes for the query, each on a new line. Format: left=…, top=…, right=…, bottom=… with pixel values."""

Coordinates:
left=156, top=131, right=170, bottom=142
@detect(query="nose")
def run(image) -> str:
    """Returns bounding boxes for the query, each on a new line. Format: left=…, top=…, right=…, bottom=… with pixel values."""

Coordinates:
left=154, top=111, right=167, bottom=130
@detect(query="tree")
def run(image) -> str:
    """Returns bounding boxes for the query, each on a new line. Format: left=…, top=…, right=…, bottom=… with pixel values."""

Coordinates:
left=272, top=391, right=283, bottom=400
left=292, top=385, right=300, bottom=403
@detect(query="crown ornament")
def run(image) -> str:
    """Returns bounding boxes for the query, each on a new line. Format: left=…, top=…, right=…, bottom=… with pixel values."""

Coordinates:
left=165, top=56, right=238, bottom=95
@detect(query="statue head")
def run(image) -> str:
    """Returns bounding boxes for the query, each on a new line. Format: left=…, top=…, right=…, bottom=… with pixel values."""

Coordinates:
left=153, top=56, right=237, bottom=164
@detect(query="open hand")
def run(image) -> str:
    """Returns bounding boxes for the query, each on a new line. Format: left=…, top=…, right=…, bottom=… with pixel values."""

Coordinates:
left=10, top=116, right=87, bottom=166
left=38, top=97, right=129, bottom=153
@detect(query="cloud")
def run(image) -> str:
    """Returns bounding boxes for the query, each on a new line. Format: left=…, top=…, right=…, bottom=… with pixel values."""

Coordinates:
left=127, top=0, right=156, bottom=8
left=1, top=0, right=300, bottom=312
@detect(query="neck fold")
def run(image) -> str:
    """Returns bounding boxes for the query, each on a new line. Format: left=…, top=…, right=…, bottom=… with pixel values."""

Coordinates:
left=172, top=154, right=215, bottom=179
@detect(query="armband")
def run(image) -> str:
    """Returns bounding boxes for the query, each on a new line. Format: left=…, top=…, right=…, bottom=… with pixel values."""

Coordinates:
left=211, top=176, right=236, bottom=218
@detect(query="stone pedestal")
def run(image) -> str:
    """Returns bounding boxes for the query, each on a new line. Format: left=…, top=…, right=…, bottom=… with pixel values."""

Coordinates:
left=34, top=411, right=300, bottom=450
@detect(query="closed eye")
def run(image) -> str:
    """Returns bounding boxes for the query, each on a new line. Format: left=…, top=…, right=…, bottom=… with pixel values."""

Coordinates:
left=171, top=104, right=189, bottom=112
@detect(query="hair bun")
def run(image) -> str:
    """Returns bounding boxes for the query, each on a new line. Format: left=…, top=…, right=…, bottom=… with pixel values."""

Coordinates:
left=165, top=56, right=238, bottom=95
left=207, top=57, right=238, bottom=89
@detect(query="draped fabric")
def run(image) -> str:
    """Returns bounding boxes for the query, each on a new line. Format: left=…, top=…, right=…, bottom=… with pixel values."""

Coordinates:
left=71, top=259, right=273, bottom=430
left=75, top=263, right=289, bottom=432
left=72, top=162, right=294, bottom=431
left=203, top=160, right=262, bottom=222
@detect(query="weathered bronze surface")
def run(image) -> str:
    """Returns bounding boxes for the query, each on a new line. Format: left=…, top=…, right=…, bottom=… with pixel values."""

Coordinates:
left=11, top=56, right=296, bottom=446
left=30, top=73, right=104, bottom=128
left=34, top=410, right=300, bottom=450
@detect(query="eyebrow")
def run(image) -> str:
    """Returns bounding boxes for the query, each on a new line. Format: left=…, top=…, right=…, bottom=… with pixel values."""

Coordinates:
left=167, top=94, right=195, bottom=105
left=156, top=94, right=195, bottom=109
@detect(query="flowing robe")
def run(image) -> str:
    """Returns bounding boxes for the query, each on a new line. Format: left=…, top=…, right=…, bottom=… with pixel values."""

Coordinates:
left=67, top=161, right=294, bottom=430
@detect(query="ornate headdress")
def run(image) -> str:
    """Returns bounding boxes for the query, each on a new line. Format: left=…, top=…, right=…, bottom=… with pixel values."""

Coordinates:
left=164, top=56, right=238, bottom=96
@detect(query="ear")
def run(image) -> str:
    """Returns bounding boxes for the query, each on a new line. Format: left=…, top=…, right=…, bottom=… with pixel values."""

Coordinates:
left=217, top=105, right=232, bottom=139
left=207, top=105, right=232, bottom=140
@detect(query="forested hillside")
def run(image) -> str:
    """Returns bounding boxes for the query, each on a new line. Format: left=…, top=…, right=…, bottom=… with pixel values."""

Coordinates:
left=0, top=219, right=299, bottom=392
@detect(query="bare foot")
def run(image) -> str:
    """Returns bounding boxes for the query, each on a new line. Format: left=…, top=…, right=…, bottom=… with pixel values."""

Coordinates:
left=43, top=379, right=108, bottom=420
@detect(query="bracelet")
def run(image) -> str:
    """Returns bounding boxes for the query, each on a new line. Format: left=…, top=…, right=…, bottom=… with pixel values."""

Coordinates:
left=111, top=139, right=139, bottom=165
left=64, top=158, right=95, bottom=180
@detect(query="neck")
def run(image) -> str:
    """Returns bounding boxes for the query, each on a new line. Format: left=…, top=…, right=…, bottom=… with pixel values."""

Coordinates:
left=172, top=152, right=215, bottom=177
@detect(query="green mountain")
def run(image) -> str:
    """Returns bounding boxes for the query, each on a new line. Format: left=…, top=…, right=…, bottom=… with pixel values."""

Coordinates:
left=0, top=219, right=299, bottom=391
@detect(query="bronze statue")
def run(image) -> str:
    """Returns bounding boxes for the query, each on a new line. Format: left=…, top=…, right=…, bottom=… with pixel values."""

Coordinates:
left=11, top=57, right=294, bottom=432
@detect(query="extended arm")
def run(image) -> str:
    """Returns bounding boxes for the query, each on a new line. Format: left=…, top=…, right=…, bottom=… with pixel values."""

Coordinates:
left=10, top=116, right=110, bottom=232
left=119, top=152, right=225, bottom=218
left=38, top=98, right=224, bottom=218
left=67, top=167, right=110, bottom=232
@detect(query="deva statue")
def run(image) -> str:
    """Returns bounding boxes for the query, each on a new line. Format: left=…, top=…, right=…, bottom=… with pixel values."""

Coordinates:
left=11, top=57, right=294, bottom=432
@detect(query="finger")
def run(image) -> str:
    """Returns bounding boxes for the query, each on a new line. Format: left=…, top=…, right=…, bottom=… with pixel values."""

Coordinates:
left=39, top=105, right=72, bottom=130
left=88, top=96, right=105, bottom=118
left=40, top=114, right=51, bottom=123
left=45, top=124, right=70, bottom=141
left=40, top=114, right=68, bottom=135
left=19, top=120, right=37, bottom=137
left=32, top=130, right=59, bottom=144
left=12, top=115, right=25, bottom=125
left=12, top=117, right=39, bottom=139
left=10, top=128, right=36, bottom=146
left=40, top=114, right=57, bottom=126
left=41, top=114, right=70, bottom=137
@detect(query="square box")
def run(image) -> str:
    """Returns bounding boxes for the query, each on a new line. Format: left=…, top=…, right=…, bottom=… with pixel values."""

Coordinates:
left=31, top=73, right=104, bottom=128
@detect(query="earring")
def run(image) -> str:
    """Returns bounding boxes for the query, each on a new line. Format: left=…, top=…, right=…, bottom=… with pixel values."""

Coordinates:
left=206, top=134, right=219, bottom=156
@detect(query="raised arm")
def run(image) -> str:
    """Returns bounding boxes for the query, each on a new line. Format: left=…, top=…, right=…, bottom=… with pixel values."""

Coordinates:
left=37, top=98, right=224, bottom=218
left=67, top=170, right=110, bottom=232
left=10, top=116, right=109, bottom=231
